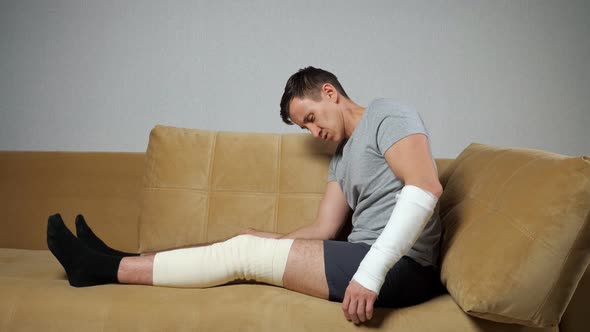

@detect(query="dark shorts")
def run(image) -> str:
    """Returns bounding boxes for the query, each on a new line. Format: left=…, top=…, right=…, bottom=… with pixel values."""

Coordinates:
left=323, top=240, right=446, bottom=308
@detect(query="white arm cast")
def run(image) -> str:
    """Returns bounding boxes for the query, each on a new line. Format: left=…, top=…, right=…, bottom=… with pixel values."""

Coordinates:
left=351, top=185, right=438, bottom=294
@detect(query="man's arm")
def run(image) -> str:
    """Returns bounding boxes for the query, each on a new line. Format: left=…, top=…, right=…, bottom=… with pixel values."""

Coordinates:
left=351, top=133, right=442, bottom=293
left=239, top=228, right=284, bottom=239
left=240, top=181, right=352, bottom=241
left=342, top=133, right=441, bottom=324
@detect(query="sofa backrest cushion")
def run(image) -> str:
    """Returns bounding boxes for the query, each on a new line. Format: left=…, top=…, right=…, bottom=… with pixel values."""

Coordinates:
left=438, top=142, right=590, bottom=327
left=137, top=125, right=338, bottom=252
left=0, top=151, right=144, bottom=251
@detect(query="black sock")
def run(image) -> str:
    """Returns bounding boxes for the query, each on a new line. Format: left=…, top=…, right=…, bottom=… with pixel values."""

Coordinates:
left=47, top=213, right=123, bottom=287
left=75, top=214, right=139, bottom=257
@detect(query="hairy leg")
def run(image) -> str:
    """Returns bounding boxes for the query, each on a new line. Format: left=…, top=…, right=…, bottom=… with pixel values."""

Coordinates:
left=118, top=254, right=155, bottom=285
left=117, top=234, right=294, bottom=288
left=118, top=237, right=330, bottom=302
left=119, top=240, right=234, bottom=285
left=117, top=241, right=239, bottom=285
left=282, top=239, right=329, bottom=300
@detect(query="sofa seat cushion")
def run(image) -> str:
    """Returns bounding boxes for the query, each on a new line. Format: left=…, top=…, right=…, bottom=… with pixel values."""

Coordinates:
left=438, top=143, right=590, bottom=327
left=0, top=248, right=557, bottom=332
left=0, top=248, right=65, bottom=281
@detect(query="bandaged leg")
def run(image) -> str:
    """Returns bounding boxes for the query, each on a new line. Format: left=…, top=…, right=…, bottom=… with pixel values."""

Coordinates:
left=152, top=234, right=294, bottom=288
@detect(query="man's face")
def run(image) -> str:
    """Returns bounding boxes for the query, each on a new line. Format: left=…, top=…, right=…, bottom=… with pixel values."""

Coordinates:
left=288, top=94, right=341, bottom=142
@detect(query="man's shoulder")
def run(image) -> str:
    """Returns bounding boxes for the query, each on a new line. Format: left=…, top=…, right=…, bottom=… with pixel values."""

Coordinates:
left=368, top=98, right=417, bottom=119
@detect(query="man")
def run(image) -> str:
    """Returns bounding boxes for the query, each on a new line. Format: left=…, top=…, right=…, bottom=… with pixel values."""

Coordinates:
left=47, top=66, right=444, bottom=325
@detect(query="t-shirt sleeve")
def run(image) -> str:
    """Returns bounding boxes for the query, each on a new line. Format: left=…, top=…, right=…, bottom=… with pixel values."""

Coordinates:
left=376, top=105, right=429, bottom=156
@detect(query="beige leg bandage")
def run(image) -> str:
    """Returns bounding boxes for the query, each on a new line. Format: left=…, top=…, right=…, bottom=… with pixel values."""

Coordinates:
left=152, top=234, right=295, bottom=288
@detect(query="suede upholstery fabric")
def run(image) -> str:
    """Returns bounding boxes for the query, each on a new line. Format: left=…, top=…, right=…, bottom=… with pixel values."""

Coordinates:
left=0, top=136, right=588, bottom=331
left=138, top=125, right=339, bottom=252
left=438, top=143, right=590, bottom=327
left=0, top=151, right=144, bottom=252
left=0, top=249, right=558, bottom=332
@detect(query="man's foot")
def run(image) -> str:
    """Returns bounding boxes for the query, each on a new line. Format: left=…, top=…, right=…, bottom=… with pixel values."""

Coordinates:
left=75, top=214, right=140, bottom=257
left=46, top=213, right=123, bottom=287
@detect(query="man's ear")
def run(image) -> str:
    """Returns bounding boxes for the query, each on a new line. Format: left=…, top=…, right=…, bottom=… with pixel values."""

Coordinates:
left=321, top=83, right=338, bottom=102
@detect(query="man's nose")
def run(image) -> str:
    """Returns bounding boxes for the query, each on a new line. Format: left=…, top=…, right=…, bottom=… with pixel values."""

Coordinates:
left=312, top=127, right=321, bottom=138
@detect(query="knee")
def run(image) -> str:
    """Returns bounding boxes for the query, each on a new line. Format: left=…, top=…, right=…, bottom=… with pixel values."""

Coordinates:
left=223, top=234, right=268, bottom=255
left=227, top=234, right=257, bottom=245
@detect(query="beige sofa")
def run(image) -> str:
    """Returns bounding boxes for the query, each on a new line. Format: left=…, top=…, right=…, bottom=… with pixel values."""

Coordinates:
left=1, top=125, right=588, bottom=331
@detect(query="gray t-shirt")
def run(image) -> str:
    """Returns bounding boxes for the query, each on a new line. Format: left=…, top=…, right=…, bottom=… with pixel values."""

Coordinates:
left=328, top=98, right=442, bottom=268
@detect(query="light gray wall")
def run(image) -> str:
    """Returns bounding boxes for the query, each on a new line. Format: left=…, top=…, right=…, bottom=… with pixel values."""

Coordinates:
left=1, top=0, right=588, bottom=157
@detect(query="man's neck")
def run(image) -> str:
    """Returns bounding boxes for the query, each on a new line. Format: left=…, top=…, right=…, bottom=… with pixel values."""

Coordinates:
left=341, top=100, right=366, bottom=139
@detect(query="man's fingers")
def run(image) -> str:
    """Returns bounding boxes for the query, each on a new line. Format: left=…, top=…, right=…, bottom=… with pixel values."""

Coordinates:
left=342, top=283, right=378, bottom=324
left=366, top=298, right=374, bottom=320
left=342, top=291, right=351, bottom=321
left=348, top=298, right=359, bottom=324
left=356, top=298, right=367, bottom=322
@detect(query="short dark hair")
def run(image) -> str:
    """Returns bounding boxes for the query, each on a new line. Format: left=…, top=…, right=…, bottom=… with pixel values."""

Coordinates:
left=279, top=66, right=349, bottom=126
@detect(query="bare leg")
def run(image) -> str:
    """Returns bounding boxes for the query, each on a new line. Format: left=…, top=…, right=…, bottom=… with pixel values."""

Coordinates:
left=118, top=237, right=330, bottom=302
left=282, top=239, right=329, bottom=300
left=117, top=254, right=155, bottom=285
left=118, top=238, right=230, bottom=284
left=117, top=234, right=251, bottom=285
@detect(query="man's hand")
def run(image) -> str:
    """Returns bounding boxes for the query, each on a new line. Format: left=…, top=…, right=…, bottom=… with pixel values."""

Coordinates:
left=237, top=228, right=283, bottom=239
left=342, top=279, right=378, bottom=324
left=238, top=228, right=256, bottom=236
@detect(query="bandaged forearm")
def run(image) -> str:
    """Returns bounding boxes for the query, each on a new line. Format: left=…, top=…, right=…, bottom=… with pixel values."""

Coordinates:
left=152, top=234, right=294, bottom=288
left=351, top=185, right=438, bottom=294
